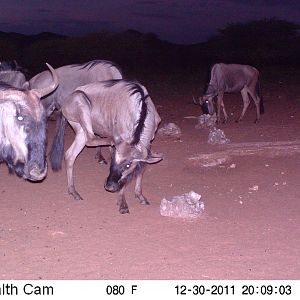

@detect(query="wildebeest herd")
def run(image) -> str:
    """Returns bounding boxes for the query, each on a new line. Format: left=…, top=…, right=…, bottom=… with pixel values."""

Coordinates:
left=0, top=59, right=263, bottom=214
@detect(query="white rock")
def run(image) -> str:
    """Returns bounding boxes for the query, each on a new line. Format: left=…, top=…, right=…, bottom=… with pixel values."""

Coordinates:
left=157, top=122, right=181, bottom=138
left=160, top=191, right=204, bottom=219
left=195, top=114, right=217, bottom=129
left=208, top=127, right=230, bottom=144
left=249, top=185, right=259, bottom=191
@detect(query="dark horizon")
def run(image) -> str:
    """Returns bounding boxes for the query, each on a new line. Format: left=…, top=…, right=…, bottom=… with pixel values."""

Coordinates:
left=1, top=1, right=300, bottom=44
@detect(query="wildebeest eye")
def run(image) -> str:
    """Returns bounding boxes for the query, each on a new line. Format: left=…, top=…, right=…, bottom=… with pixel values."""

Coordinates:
left=17, top=115, right=24, bottom=121
left=126, top=163, right=131, bottom=169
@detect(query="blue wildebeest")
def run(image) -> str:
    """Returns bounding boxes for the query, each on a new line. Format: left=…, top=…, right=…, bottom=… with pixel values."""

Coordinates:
left=50, top=79, right=162, bottom=214
left=195, top=63, right=264, bottom=123
left=0, top=63, right=58, bottom=181
left=27, top=60, right=123, bottom=164
left=0, top=60, right=26, bottom=89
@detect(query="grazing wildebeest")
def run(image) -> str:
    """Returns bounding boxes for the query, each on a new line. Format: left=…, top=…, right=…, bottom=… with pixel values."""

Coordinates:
left=27, top=60, right=123, bottom=164
left=50, top=79, right=162, bottom=214
left=0, top=60, right=26, bottom=89
left=195, top=63, right=264, bottom=123
left=0, top=63, right=58, bottom=181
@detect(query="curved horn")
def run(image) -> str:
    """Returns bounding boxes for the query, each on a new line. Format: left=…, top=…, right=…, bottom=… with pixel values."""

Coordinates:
left=32, top=63, right=59, bottom=98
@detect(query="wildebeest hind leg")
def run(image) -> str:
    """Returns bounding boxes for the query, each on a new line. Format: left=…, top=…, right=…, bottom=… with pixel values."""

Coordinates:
left=65, top=125, right=86, bottom=200
left=81, top=114, right=111, bottom=146
left=237, top=88, right=250, bottom=122
left=76, top=99, right=111, bottom=147
left=135, top=170, right=150, bottom=205
left=248, top=89, right=261, bottom=123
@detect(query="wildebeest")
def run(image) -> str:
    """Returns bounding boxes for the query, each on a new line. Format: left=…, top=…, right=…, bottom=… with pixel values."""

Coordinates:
left=27, top=60, right=123, bottom=163
left=0, top=60, right=26, bottom=89
left=195, top=63, right=264, bottom=123
left=50, top=79, right=162, bottom=214
left=0, top=63, right=58, bottom=181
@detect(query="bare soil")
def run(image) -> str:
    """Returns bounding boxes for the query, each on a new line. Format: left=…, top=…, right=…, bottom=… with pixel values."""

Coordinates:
left=1, top=79, right=300, bottom=280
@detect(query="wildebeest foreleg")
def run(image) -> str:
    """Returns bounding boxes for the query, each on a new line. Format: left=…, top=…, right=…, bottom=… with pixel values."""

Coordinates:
left=117, top=187, right=130, bottom=214
left=65, top=124, right=86, bottom=200
left=95, top=147, right=107, bottom=164
left=135, top=169, right=150, bottom=205
left=237, top=88, right=250, bottom=122
left=217, top=92, right=227, bottom=123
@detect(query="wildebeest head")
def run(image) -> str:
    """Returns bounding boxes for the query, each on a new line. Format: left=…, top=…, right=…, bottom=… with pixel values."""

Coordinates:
left=104, top=140, right=162, bottom=193
left=194, top=94, right=215, bottom=115
left=0, top=63, right=58, bottom=181
left=193, top=84, right=217, bottom=115
left=199, top=95, right=215, bottom=115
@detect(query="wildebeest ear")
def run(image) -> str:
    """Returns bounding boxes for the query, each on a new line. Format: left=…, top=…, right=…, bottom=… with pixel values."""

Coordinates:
left=150, top=151, right=163, bottom=158
left=134, top=151, right=163, bottom=164
left=134, top=156, right=163, bottom=164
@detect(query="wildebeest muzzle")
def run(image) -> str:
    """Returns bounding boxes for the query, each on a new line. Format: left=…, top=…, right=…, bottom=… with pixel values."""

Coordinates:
left=104, top=165, right=124, bottom=193
left=104, top=179, right=120, bottom=193
left=25, top=161, right=48, bottom=181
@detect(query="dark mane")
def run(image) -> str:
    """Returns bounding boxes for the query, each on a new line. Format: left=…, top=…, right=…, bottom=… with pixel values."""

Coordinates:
left=0, top=60, right=22, bottom=72
left=103, top=79, right=122, bottom=88
left=99, top=79, right=149, bottom=145
left=126, top=82, right=149, bottom=145
left=0, top=82, right=21, bottom=91
left=71, top=60, right=122, bottom=73
left=203, top=64, right=215, bottom=93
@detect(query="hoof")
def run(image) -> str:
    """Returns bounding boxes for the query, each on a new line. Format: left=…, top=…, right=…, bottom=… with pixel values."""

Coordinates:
left=136, top=194, right=150, bottom=205
left=97, top=159, right=107, bottom=165
left=68, top=189, right=83, bottom=201
left=119, top=207, right=130, bottom=214
left=95, top=152, right=107, bottom=165
left=141, top=199, right=150, bottom=205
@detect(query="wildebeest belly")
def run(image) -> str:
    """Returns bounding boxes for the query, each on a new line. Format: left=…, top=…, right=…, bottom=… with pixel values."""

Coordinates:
left=91, top=110, right=136, bottom=143
left=222, top=71, right=249, bottom=93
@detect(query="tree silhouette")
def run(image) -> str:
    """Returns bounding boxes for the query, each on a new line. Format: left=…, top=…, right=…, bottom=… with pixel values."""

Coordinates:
left=206, top=18, right=300, bottom=65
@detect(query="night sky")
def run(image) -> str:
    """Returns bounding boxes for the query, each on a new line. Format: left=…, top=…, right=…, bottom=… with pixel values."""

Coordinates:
left=1, top=0, right=299, bottom=44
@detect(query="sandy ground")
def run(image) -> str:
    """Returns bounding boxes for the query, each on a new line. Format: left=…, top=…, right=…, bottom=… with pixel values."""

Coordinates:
left=0, top=79, right=300, bottom=280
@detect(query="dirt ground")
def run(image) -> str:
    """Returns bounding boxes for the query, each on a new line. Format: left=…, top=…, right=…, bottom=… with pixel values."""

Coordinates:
left=1, top=76, right=300, bottom=280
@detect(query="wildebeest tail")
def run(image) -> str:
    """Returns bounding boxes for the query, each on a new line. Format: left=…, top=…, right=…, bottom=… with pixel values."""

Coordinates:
left=256, top=78, right=264, bottom=114
left=49, top=111, right=66, bottom=171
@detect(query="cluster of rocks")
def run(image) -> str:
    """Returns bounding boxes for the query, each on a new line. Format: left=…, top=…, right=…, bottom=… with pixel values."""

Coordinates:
left=196, top=114, right=230, bottom=144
